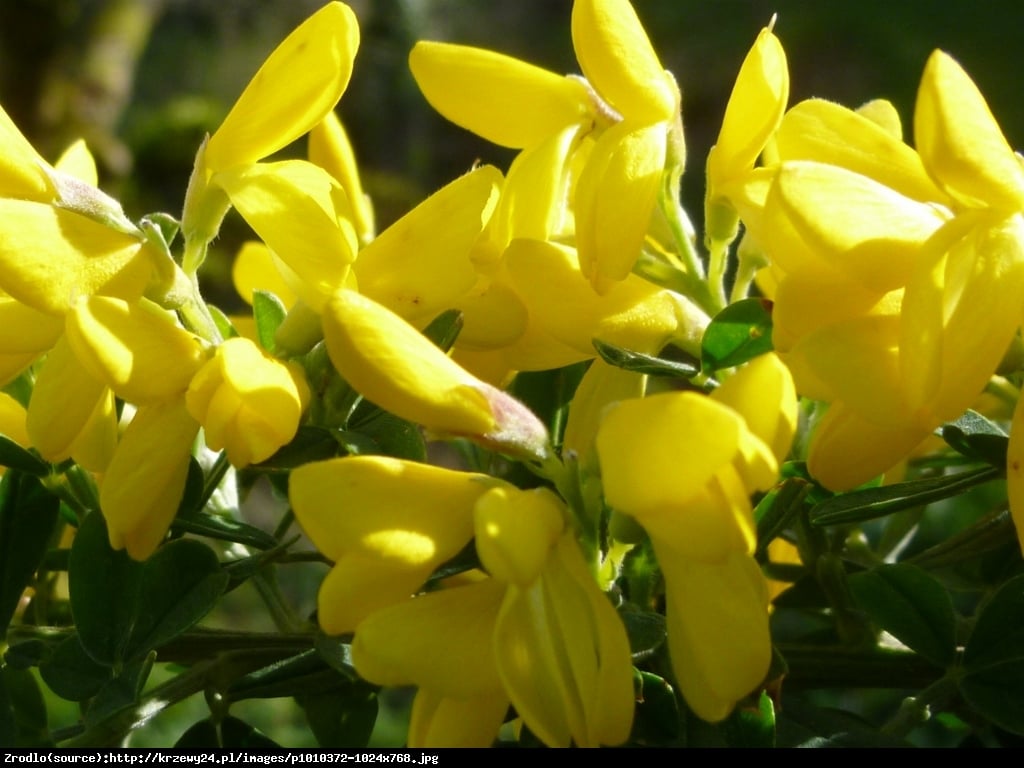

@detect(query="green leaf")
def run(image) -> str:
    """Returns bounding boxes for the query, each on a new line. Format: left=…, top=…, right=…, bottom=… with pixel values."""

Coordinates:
left=619, top=606, right=666, bottom=662
left=68, top=512, right=143, bottom=665
left=122, top=539, right=228, bottom=661
left=631, top=671, right=680, bottom=744
left=348, top=404, right=427, bottom=462
left=1, top=665, right=50, bottom=747
left=593, top=339, right=700, bottom=379
left=70, top=514, right=227, bottom=664
left=229, top=650, right=350, bottom=701
left=83, top=654, right=155, bottom=729
left=721, top=691, right=775, bottom=748
left=421, top=309, right=463, bottom=352
left=253, top=289, right=288, bottom=353
left=809, top=465, right=1001, bottom=526
left=176, top=716, right=280, bottom=748
left=701, top=297, right=774, bottom=372
left=39, top=633, right=111, bottom=701
left=847, top=564, right=957, bottom=666
left=754, top=476, right=812, bottom=557
left=0, top=471, right=61, bottom=637
left=298, top=686, right=378, bottom=748
left=208, top=304, right=238, bottom=341
left=958, top=575, right=1024, bottom=735
left=940, top=409, right=1008, bottom=467
left=172, top=512, right=278, bottom=550
left=0, top=437, right=48, bottom=476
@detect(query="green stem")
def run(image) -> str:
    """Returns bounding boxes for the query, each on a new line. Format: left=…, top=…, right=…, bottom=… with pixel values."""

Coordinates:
left=880, top=674, right=959, bottom=739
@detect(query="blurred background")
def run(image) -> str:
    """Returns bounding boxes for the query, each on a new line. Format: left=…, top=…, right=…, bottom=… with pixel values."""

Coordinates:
left=2, top=0, right=1024, bottom=311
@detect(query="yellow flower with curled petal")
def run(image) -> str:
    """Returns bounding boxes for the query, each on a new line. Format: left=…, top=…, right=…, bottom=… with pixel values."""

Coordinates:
left=336, top=479, right=633, bottom=747
left=595, top=353, right=796, bottom=722
left=321, top=289, right=550, bottom=460
left=289, top=456, right=505, bottom=634
left=185, top=337, right=309, bottom=467
left=754, top=51, right=1024, bottom=513
left=410, top=0, right=681, bottom=294
left=181, top=1, right=360, bottom=273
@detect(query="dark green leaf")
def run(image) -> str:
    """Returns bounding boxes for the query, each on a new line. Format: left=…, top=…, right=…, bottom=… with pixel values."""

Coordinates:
left=941, top=410, right=1009, bottom=466
left=68, top=512, right=141, bottom=665
left=39, top=633, right=111, bottom=701
left=847, top=564, right=957, bottom=666
left=593, top=339, right=699, bottom=379
left=959, top=662, right=1024, bottom=736
left=701, top=297, right=773, bottom=372
left=775, top=697, right=909, bottom=747
left=508, top=362, right=588, bottom=452
left=314, top=632, right=358, bottom=680
left=348, top=405, right=427, bottom=462
left=123, top=539, right=227, bottom=661
left=0, top=471, right=60, bottom=637
left=632, top=671, right=680, bottom=744
left=253, top=290, right=288, bottom=353
left=1, top=665, right=50, bottom=747
left=619, top=607, right=666, bottom=661
left=721, top=691, right=775, bottom=748
left=0, top=438, right=48, bottom=476
left=83, top=654, right=155, bottom=729
left=172, top=513, right=278, bottom=551
left=754, top=477, right=812, bottom=557
left=299, top=686, right=378, bottom=748
left=176, top=716, right=281, bottom=748
left=421, top=309, right=463, bottom=352
left=809, top=466, right=1000, bottom=526
left=229, top=650, right=347, bottom=700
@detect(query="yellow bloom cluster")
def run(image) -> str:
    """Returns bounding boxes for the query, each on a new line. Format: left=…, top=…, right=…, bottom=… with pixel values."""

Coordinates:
left=4, top=0, right=1021, bottom=750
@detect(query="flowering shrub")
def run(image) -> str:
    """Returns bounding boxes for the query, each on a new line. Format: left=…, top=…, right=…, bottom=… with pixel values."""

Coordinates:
left=3, top=0, right=1024, bottom=749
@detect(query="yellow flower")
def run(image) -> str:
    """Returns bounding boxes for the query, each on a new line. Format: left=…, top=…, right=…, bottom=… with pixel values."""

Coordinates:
left=289, top=456, right=503, bottom=634
left=410, top=0, right=681, bottom=293
left=595, top=353, right=796, bottom=722
left=755, top=51, right=1024, bottom=504
left=181, top=1, right=360, bottom=273
left=185, top=337, right=309, bottom=467
left=321, top=289, right=550, bottom=460
left=330, top=477, right=634, bottom=747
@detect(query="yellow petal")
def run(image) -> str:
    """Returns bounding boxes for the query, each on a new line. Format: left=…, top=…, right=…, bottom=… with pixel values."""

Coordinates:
left=186, top=337, right=308, bottom=466
left=915, top=50, right=1024, bottom=211
left=409, top=41, right=590, bottom=149
left=0, top=105, right=53, bottom=199
left=562, top=359, right=646, bottom=460
left=658, top=550, right=770, bottom=723
left=289, top=456, right=498, bottom=632
left=0, top=392, right=28, bottom=448
left=473, top=487, right=565, bottom=587
left=571, top=0, right=676, bottom=123
left=407, top=689, right=509, bottom=749
left=66, top=297, right=209, bottom=403
left=205, top=1, right=359, bottom=171
left=504, top=238, right=707, bottom=357
left=232, top=240, right=297, bottom=308
left=309, top=110, right=375, bottom=244
left=708, top=28, right=788, bottom=190
left=322, top=289, right=495, bottom=436
left=69, top=388, right=118, bottom=473
left=711, top=352, right=797, bottom=477
left=54, top=139, right=99, bottom=186
left=766, top=161, right=946, bottom=293
left=352, top=578, right=506, bottom=696
left=494, top=533, right=634, bottom=747
left=855, top=98, right=903, bottom=140
left=26, top=336, right=108, bottom=462
left=575, top=121, right=666, bottom=291
left=354, top=165, right=500, bottom=322
left=101, top=400, right=200, bottom=560
left=597, top=391, right=744, bottom=514
left=0, top=297, right=64, bottom=354
left=775, top=99, right=947, bottom=204
left=807, top=403, right=928, bottom=491
left=215, top=160, right=357, bottom=312
left=0, top=201, right=153, bottom=315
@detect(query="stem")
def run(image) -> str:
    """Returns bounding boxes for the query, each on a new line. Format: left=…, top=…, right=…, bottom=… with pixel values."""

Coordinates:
left=880, top=675, right=959, bottom=739
left=779, top=644, right=945, bottom=689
